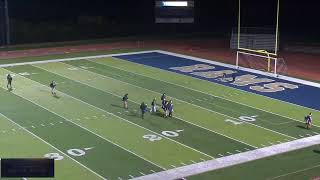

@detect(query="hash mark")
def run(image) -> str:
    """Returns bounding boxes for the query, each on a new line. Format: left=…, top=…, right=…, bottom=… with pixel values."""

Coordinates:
left=244, top=148, right=251, bottom=151
left=11, top=129, right=16, bottom=131
left=59, top=121, right=63, bottom=123
left=218, top=154, right=224, bottom=157
left=50, top=123, right=55, bottom=126
left=227, top=152, right=232, bottom=155
left=191, top=160, right=197, bottom=164
left=181, top=162, right=187, bottom=166
left=150, top=170, right=156, bottom=173
left=40, top=124, right=45, bottom=127
left=139, top=172, right=146, bottom=175
left=129, top=175, right=134, bottom=178
left=200, top=158, right=206, bottom=161
left=236, top=150, right=242, bottom=153
left=170, top=165, right=176, bottom=168
left=31, top=126, right=35, bottom=128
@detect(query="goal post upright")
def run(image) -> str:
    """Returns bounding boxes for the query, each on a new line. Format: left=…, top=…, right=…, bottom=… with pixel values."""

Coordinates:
left=236, top=0, right=282, bottom=75
left=275, top=0, right=280, bottom=55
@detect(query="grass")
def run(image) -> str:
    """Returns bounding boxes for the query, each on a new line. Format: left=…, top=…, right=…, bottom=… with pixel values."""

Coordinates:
left=190, top=145, right=320, bottom=180
left=0, top=51, right=318, bottom=179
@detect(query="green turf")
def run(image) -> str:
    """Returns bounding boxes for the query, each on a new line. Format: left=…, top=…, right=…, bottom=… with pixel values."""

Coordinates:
left=6, top=64, right=255, bottom=158
left=189, top=145, right=320, bottom=180
left=95, top=57, right=320, bottom=126
left=68, top=59, right=320, bottom=139
left=0, top=52, right=318, bottom=179
left=0, top=48, right=148, bottom=65
left=0, top=84, right=160, bottom=179
left=0, top=112, right=102, bottom=180
left=0, top=67, right=212, bottom=170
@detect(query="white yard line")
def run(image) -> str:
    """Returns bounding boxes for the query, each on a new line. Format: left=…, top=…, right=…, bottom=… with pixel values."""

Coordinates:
left=1, top=49, right=318, bottom=113
left=131, top=135, right=320, bottom=180
left=59, top=63, right=295, bottom=141
left=93, top=59, right=313, bottom=128
left=0, top=82, right=165, bottom=171
left=35, top=64, right=258, bottom=149
left=0, top=113, right=106, bottom=180
left=33, top=65, right=213, bottom=159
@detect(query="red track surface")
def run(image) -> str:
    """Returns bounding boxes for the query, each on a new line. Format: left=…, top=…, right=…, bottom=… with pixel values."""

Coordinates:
left=0, top=38, right=319, bottom=81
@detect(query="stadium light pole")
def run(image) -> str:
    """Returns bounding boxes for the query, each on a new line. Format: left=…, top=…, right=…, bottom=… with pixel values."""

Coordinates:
left=4, top=0, right=10, bottom=45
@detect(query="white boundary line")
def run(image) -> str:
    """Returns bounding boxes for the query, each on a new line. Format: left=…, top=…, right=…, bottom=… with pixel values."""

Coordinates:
left=1, top=71, right=166, bottom=169
left=0, top=112, right=106, bottom=180
left=56, top=62, right=295, bottom=141
left=33, top=64, right=214, bottom=159
left=151, top=50, right=320, bottom=112
left=1, top=49, right=319, bottom=88
left=132, top=134, right=320, bottom=180
left=155, top=50, right=320, bottom=88
left=91, top=59, right=318, bottom=129
left=1, top=49, right=319, bottom=112
left=35, top=64, right=257, bottom=149
left=0, top=50, right=156, bottom=68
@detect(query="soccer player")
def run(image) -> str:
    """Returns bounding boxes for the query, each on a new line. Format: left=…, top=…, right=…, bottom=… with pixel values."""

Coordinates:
left=222, top=73, right=227, bottom=81
left=232, top=73, right=236, bottom=82
left=164, top=100, right=169, bottom=118
left=305, top=113, right=312, bottom=129
left=168, top=100, right=174, bottom=118
left=6, top=74, right=12, bottom=90
left=140, top=102, right=148, bottom=119
left=122, top=93, right=129, bottom=109
left=161, top=93, right=166, bottom=101
left=151, top=98, right=157, bottom=113
left=49, top=81, right=57, bottom=96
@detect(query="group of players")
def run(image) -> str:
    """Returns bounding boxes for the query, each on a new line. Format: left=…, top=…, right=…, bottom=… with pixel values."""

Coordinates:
left=122, top=93, right=174, bottom=119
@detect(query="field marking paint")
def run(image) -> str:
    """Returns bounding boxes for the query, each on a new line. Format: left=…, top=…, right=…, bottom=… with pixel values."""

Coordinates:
left=92, top=60, right=320, bottom=128
left=132, top=134, right=320, bottom=180
left=111, top=53, right=320, bottom=115
left=0, top=49, right=317, bottom=114
left=64, top=63, right=296, bottom=141
left=49, top=63, right=290, bottom=147
left=33, top=65, right=214, bottom=159
left=36, top=64, right=258, bottom=149
left=0, top=112, right=106, bottom=180
left=0, top=83, right=164, bottom=171
left=266, top=163, right=320, bottom=180
left=155, top=50, right=320, bottom=89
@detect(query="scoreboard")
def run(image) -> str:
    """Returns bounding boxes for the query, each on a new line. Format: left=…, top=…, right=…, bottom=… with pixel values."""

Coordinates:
left=155, top=1, right=194, bottom=23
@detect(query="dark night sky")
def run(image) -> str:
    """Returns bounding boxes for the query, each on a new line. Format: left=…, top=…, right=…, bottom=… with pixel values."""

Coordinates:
left=8, top=0, right=319, bottom=25
left=5, top=0, right=320, bottom=41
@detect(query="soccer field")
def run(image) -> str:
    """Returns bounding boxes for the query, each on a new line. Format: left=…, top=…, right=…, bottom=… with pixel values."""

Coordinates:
left=0, top=50, right=319, bottom=180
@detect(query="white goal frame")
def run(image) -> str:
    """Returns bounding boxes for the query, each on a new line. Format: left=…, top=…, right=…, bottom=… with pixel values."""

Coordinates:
left=236, top=50, right=280, bottom=75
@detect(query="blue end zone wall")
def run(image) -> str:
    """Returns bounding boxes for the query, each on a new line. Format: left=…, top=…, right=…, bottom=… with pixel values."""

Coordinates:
left=114, top=52, right=320, bottom=111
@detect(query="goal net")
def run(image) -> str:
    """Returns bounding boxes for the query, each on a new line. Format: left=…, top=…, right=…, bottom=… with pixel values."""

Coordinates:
left=236, top=51, right=288, bottom=75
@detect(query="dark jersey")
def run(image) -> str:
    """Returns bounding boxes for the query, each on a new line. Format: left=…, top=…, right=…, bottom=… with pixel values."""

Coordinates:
left=140, top=103, right=147, bottom=112
left=7, top=75, right=12, bottom=82
left=122, top=95, right=128, bottom=101
left=161, top=95, right=166, bottom=101
left=50, top=82, right=56, bottom=88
